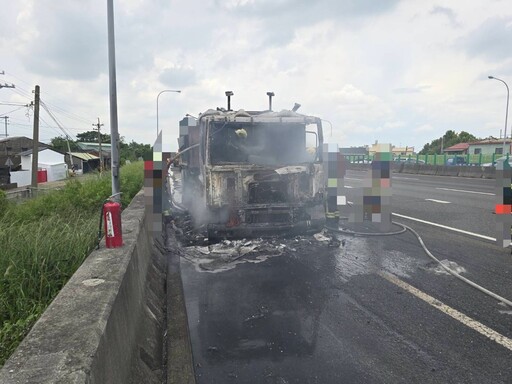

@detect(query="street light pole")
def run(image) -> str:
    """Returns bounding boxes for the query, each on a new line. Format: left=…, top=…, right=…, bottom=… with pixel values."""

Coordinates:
left=156, top=89, right=181, bottom=136
left=489, top=76, right=509, bottom=155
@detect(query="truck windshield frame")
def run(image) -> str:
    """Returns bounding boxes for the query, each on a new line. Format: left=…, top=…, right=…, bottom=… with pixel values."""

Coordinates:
left=207, top=121, right=320, bottom=166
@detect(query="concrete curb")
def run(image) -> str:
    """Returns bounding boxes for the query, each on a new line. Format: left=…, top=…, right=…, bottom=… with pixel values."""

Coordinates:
left=165, top=225, right=196, bottom=384
left=0, top=190, right=166, bottom=384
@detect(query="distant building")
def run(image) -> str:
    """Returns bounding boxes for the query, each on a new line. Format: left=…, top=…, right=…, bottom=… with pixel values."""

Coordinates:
left=66, top=152, right=100, bottom=173
left=468, top=139, right=512, bottom=155
left=368, top=141, right=414, bottom=157
left=391, top=146, right=415, bottom=157
left=11, top=147, right=67, bottom=187
left=77, top=142, right=111, bottom=170
left=339, top=146, right=369, bottom=156
left=339, top=146, right=369, bottom=162
left=443, top=143, right=470, bottom=155
left=0, top=136, right=48, bottom=171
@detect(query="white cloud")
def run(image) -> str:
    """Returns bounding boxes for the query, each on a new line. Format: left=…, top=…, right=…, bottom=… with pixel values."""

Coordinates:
left=414, top=124, right=435, bottom=133
left=458, top=16, right=512, bottom=61
left=1, top=0, right=511, bottom=153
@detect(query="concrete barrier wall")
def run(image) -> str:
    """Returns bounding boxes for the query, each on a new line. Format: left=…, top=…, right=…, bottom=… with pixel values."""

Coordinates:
left=482, top=166, right=496, bottom=179
left=417, top=164, right=436, bottom=175
left=457, top=166, right=485, bottom=178
left=0, top=190, right=166, bottom=384
left=437, top=166, right=459, bottom=177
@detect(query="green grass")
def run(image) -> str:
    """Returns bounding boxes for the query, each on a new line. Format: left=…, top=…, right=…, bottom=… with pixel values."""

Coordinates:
left=0, top=161, right=144, bottom=366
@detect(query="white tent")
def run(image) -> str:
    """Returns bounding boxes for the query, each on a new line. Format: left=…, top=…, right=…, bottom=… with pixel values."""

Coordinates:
left=13, top=147, right=68, bottom=186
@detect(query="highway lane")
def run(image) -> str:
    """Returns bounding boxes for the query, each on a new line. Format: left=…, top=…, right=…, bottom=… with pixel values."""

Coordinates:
left=344, top=170, right=498, bottom=239
left=180, top=227, right=512, bottom=383
left=176, top=170, right=512, bottom=383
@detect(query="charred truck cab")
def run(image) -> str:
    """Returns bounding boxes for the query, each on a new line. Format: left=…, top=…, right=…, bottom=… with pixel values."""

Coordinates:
left=179, top=94, right=325, bottom=239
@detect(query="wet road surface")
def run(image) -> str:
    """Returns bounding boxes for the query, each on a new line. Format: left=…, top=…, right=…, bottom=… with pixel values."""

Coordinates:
left=179, top=227, right=512, bottom=383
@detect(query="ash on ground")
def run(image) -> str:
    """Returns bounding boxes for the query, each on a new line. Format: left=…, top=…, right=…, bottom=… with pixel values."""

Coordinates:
left=169, top=222, right=341, bottom=273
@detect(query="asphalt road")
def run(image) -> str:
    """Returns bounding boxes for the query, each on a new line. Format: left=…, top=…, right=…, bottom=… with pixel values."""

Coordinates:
left=177, top=171, right=512, bottom=383
left=345, top=170, right=497, bottom=238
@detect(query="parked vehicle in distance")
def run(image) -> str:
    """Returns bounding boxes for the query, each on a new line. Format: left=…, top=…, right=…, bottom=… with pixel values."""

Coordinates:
left=482, top=156, right=509, bottom=167
left=394, top=158, right=426, bottom=164
left=349, top=159, right=372, bottom=164
left=445, top=156, right=467, bottom=166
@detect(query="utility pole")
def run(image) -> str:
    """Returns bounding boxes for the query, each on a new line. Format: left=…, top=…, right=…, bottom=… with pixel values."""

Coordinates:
left=1, top=116, right=8, bottom=138
left=93, top=117, right=104, bottom=173
left=31, top=85, right=40, bottom=189
left=0, top=70, right=15, bottom=89
left=107, top=0, right=121, bottom=200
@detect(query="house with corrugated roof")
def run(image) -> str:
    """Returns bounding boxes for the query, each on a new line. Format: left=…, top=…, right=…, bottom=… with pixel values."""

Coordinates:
left=443, top=143, right=470, bottom=155
left=65, top=152, right=100, bottom=173
left=468, top=138, right=512, bottom=155
left=77, top=142, right=111, bottom=169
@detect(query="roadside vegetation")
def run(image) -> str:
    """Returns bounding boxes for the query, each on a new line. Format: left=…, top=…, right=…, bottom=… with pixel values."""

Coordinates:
left=0, top=161, right=144, bottom=366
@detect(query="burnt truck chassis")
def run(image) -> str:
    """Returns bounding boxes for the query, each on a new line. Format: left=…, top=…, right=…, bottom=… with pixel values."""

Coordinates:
left=179, top=109, right=326, bottom=240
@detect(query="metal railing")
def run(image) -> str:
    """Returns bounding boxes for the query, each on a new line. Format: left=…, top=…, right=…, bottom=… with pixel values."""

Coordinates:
left=344, top=153, right=509, bottom=166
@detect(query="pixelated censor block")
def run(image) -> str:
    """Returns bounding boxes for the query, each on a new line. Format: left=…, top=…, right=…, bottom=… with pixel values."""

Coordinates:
left=495, top=158, right=512, bottom=247
left=144, top=132, right=168, bottom=236
left=350, top=143, right=392, bottom=231
left=323, top=143, right=346, bottom=224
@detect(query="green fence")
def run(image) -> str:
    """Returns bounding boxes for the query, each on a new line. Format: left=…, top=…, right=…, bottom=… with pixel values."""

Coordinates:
left=345, top=153, right=509, bottom=166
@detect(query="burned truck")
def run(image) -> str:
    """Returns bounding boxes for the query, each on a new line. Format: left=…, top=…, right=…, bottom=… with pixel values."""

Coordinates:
left=177, top=92, right=325, bottom=239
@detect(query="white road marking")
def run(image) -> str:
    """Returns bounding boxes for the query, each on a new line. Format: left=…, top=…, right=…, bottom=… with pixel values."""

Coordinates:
left=394, top=177, right=420, bottom=180
left=425, top=198, right=451, bottom=204
left=344, top=186, right=354, bottom=189
left=344, top=177, right=363, bottom=181
left=436, top=187, right=495, bottom=196
left=392, top=213, right=496, bottom=242
left=379, top=271, right=512, bottom=352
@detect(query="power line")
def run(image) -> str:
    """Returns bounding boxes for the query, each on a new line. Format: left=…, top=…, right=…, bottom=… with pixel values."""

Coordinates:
left=7, top=119, right=92, bottom=132
left=0, top=106, right=26, bottom=117
left=2, top=71, right=95, bottom=124
left=0, top=101, right=31, bottom=107
left=39, top=116, right=69, bottom=138
left=40, top=101, right=75, bottom=141
left=9, top=86, right=33, bottom=100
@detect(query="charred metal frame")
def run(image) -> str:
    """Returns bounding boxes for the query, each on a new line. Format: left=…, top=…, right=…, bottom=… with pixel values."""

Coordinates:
left=185, top=110, right=325, bottom=238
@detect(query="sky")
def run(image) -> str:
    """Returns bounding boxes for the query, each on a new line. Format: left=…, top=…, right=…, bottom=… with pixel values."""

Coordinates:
left=1, top=0, right=512, bottom=153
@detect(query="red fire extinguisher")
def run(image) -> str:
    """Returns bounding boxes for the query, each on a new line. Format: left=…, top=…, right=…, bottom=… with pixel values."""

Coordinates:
left=103, top=200, right=123, bottom=248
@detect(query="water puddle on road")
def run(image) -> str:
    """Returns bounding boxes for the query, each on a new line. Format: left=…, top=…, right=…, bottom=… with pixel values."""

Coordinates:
left=498, top=302, right=512, bottom=315
left=428, top=259, right=467, bottom=276
left=333, top=236, right=420, bottom=282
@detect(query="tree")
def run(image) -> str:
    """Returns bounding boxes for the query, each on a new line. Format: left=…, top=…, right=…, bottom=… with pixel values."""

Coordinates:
left=49, top=136, right=80, bottom=153
left=76, top=130, right=111, bottom=143
left=119, top=140, right=152, bottom=163
left=49, top=132, right=152, bottom=166
left=419, top=130, right=478, bottom=155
